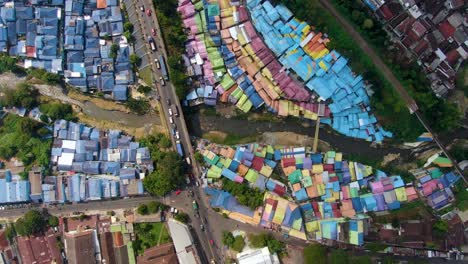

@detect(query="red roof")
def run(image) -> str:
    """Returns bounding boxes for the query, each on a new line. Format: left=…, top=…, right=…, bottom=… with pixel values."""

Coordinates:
left=438, top=20, right=456, bottom=39
left=252, top=156, right=264, bottom=171
left=0, top=231, right=10, bottom=250
left=26, top=46, right=36, bottom=58
left=379, top=5, right=394, bottom=21
left=446, top=49, right=460, bottom=66
left=412, top=40, right=429, bottom=56
left=17, top=233, right=62, bottom=264
left=323, top=164, right=334, bottom=171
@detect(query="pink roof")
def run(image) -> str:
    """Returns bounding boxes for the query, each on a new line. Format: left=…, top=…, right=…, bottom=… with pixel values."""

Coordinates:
left=371, top=181, right=384, bottom=194
left=422, top=180, right=439, bottom=196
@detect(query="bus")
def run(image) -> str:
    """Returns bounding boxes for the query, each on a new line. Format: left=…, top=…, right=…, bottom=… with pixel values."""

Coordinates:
left=159, top=55, right=169, bottom=80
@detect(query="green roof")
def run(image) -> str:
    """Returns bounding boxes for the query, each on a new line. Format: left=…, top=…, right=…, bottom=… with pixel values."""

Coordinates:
left=127, top=242, right=136, bottom=264
left=302, top=175, right=313, bottom=187
left=245, top=169, right=259, bottom=183
left=207, top=4, right=220, bottom=16
left=110, top=224, right=122, bottom=233
left=220, top=74, right=235, bottom=90
left=430, top=168, right=443, bottom=179
left=288, top=170, right=302, bottom=184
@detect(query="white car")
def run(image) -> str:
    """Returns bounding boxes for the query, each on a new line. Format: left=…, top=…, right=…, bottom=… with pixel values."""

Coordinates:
left=160, top=76, right=165, bottom=86
left=175, top=131, right=180, bottom=139
left=168, top=108, right=173, bottom=116
left=154, top=58, right=161, bottom=69
left=169, top=117, right=174, bottom=124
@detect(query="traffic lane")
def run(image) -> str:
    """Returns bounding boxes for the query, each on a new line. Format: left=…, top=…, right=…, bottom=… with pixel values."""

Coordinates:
left=0, top=196, right=156, bottom=220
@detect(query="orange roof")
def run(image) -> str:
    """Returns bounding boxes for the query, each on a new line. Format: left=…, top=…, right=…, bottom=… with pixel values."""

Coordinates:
left=97, top=0, right=107, bottom=8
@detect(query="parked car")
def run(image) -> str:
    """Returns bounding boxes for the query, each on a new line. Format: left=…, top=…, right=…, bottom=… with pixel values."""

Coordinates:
left=151, top=28, right=157, bottom=36
left=140, top=6, right=145, bottom=12
left=146, top=9, right=151, bottom=16
left=168, top=108, right=173, bottom=116
left=154, top=58, right=160, bottom=69
left=175, top=131, right=180, bottom=140
left=159, top=76, right=165, bottom=86
left=169, top=116, right=174, bottom=124
left=166, top=98, right=171, bottom=105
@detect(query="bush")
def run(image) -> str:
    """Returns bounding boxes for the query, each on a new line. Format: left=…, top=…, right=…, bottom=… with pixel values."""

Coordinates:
left=330, top=249, right=348, bottom=264
left=232, top=236, right=245, bottom=252
left=129, top=54, right=141, bottom=65
left=0, top=82, right=39, bottom=109
left=39, top=102, right=75, bottom=122
left=137, top=204, right=149, bottom=215
left=174, top=212, right=189, bottom=223
left=248, top=233, right=285, bottom=255
left=222, top=231, right=235, bottom=247
left=28, top=68, right=61, bottom=85
left=0, top=54, right=18, bottom=74
left=303, top=244, right=327, bottom=264
left=147, top=201, right=161, bottom=214
left=48, top=216, right=59, bottom=227
left=126, top=98, right=150, bottom=115
left=137, top=85, right=152, bottom=95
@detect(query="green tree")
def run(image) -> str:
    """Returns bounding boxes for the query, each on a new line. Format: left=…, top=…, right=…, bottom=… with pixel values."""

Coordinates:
left=0, top=82, right=39, bottom=109
left=303, top=244, right=327, bottom=264
left=362, top=19, right=374, bottom=29
left=232, top=235, right=245, bottom=252
left=194, top=152, right=204, bottom=164
left=4, top=226, right=16, bottom=243
left=222, top=231, right=235, bottom=247
left=248, top=233, right=285, bottom=255
left=174, top=212, right=189, bottom=223
left=137, top=204, right=149, bottom=215
left=137, top=85, right=152, bottom=94
left=222, top=178, right=264, bottom=210
left=15, top=210, right=46, bottom=236
left=109, top=44, right=119, bottom=59
left=330, top=249, right=348, bottom=264
left=129, top=54, right=140, bottom=65
left=124, top=22, right=134, bottom=32
left=126, top=98, right=150, bottom=115
left=143, top=151, right=184, bottom=196
left=39, top=103, right=75, bottom=121
left=48, top=216, right=59, bottom=227
left=0, top=54, right=18, bottom=73
left=432, top=220, right=449, bottom=238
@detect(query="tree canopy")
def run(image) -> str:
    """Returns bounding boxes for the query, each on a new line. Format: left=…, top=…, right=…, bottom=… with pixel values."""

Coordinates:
left=222, top=178, right=264, bottom=210
left=0, top=82, right=39, bottom=109
left=248, top=233, right=285, bottom=255
left=143, top=151, right=184, bottom=196
left=15, top=210, right=47, bottom=236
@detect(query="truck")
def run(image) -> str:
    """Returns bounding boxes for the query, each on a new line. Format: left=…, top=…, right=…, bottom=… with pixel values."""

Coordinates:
left=192, top=200, right=198, bottom=211
left=175, top=140, right=184, bottom=157
left=159, top=55, right=169, bottom=81
left=148, top=37, right=157, bottom=51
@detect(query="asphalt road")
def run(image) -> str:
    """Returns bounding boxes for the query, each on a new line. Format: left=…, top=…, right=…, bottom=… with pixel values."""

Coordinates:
left=0, top=196, right=157, bottom=221
left=125, top=0, right=220, bottom=262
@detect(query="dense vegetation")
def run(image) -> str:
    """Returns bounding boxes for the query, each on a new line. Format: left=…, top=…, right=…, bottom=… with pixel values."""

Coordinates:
left=14, top=210, right=57, bottom=236
left=247, top=232, right=286, bottom=256
left=137, top=201, right=166, bottom=215
left=126, top=97, right=150, bottom=115
left=1, top=82, right=39, bottom=109
left=28, top=68, right=61, bottom=85
left=0, top=114, right=52, bottom=174
left=174, top=212, right=190, bottom=223
left=222, top=231, right=246, bottom=252
left=39, top=102, right=76, bottom=122
left=137, top=85, right=152, bottom=95
left=141, top=133, right=185, bottom=196
left=221, top=178, right=265, bottom=210
left=152, top=0, right=189, bottom=98
left=0, top=54, right=18, bottom=74
left=271, top=0, right=461, bottom=140
left=134, top=223, right=171, bottom=255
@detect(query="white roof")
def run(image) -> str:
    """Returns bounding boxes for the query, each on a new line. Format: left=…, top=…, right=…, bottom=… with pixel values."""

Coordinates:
left=58, top=153, right=74, bottom=166
left=62, top=140, right=77, bottom=150
left=167, top=219, right=198, bottom=264
left=237, top=247, right=280, bottom=264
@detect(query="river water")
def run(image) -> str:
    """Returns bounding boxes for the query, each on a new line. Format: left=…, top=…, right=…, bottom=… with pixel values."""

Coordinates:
left=186, top=107, right=412, bottom=161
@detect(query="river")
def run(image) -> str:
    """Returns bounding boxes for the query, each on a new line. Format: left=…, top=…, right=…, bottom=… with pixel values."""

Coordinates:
left=186, top=107, right=413, bottom=162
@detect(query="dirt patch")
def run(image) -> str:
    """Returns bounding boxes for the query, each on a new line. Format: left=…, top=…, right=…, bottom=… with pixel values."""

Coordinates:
left=77, top=113, right=164, bottom=139
left=259, top=132, right=331, bottom=151
left=381, top=153, right=400, bottom=167
left=281, top=244, right=305, bottom=264
left=68, top=89, right=129, bottom=112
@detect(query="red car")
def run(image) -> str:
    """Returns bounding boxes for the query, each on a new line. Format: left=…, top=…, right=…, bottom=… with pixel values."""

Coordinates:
left=151, top=28, right=156, bottom=36
left=146, top=9, right=151, bottom=16
left=175, top=189, right=181, bottom=195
